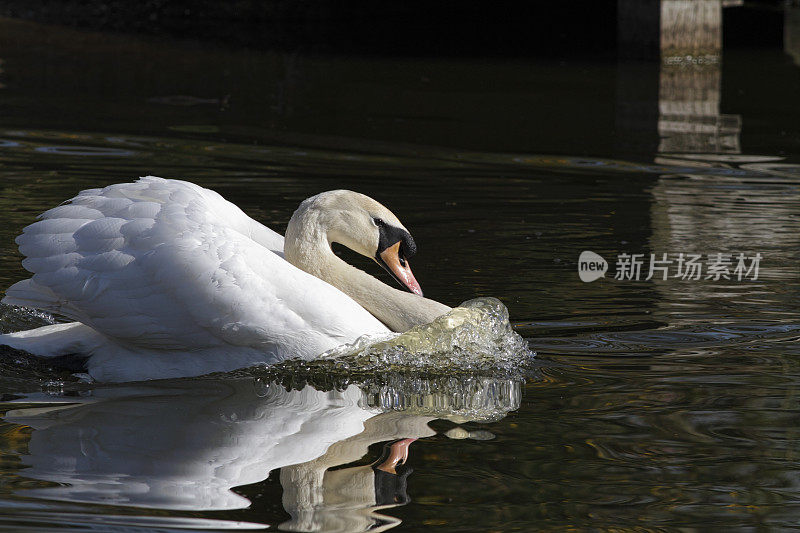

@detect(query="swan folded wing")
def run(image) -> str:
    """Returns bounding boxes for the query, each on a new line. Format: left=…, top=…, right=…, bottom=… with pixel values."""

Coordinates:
left=4, top=176, right=386, bottom=358
left=137, top=223, right=389, bottom=355
left=62, top=176, right=284, bottom=254
left=146, top=176, right=286, bottom=256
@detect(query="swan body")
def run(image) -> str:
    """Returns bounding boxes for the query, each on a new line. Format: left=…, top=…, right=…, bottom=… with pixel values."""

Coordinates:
left=0, top=177, right=450, bottom=381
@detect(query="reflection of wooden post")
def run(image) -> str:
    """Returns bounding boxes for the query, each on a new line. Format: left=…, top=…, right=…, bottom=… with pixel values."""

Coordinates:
left=658, top=63, right=741, bottom=153
left=616, top=0, right=742, bottom=154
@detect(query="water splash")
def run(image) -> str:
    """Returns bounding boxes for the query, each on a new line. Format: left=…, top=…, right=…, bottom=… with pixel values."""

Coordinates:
left=215, top=297, right=533, bottom=422
left=355, top=373, right=522, bottom=423
left=320, top=297, right=533, bottom=373
left=0, top=304, right=57, bottom=334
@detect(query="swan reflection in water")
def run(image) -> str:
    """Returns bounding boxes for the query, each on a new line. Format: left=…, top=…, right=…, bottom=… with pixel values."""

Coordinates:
left=3, top=373, right=521, bottom=531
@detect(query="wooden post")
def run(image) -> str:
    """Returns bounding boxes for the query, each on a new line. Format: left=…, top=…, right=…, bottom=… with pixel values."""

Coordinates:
left=616, top=0, right=742, bottom=154
left=660, top=0, right=722, bottom=60
left=617, top=0, right=741, bottom=59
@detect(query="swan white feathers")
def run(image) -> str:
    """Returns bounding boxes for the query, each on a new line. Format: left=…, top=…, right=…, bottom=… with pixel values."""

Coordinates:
left=0, top=177, right=450, bottom=381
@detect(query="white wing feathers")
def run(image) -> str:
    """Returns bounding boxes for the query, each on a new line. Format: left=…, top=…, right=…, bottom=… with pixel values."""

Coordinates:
left=3, top=176, right=386, bottom=362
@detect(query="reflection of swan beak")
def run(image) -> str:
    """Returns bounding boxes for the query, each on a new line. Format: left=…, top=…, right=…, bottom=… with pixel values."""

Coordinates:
left=378, top=241, right=424, bottom=296
left=375, top=438, right=418, bottom=474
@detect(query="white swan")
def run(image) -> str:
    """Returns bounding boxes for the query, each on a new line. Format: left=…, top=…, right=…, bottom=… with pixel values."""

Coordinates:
left=0, top=176, right=451, bottom=381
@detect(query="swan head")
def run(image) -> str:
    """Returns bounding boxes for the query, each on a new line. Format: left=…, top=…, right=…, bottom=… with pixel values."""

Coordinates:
left=288, top=190, right=424, bottom=296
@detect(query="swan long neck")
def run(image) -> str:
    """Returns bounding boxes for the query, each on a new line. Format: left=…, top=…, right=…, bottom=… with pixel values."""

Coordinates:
left=284, top=202, right=451, bottom=332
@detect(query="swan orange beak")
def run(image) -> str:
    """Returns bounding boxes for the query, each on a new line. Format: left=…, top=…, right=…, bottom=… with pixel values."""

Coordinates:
left=378, top=241, right=424, bottom=296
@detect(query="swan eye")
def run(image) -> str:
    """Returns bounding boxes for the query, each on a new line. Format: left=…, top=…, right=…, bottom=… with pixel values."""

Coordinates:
left=372, top=217, right=385, bottom=227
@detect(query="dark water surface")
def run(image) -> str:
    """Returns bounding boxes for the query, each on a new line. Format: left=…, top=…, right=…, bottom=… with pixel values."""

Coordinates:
left=0, top=17, right=800, bottom=531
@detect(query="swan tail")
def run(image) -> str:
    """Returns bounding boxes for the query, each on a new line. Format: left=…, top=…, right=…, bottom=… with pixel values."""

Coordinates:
left=3, top=279, right=62, bottom=313
left=0, top=322, right=103, bottom=358
left=2, top=280, right=99, bottom=359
